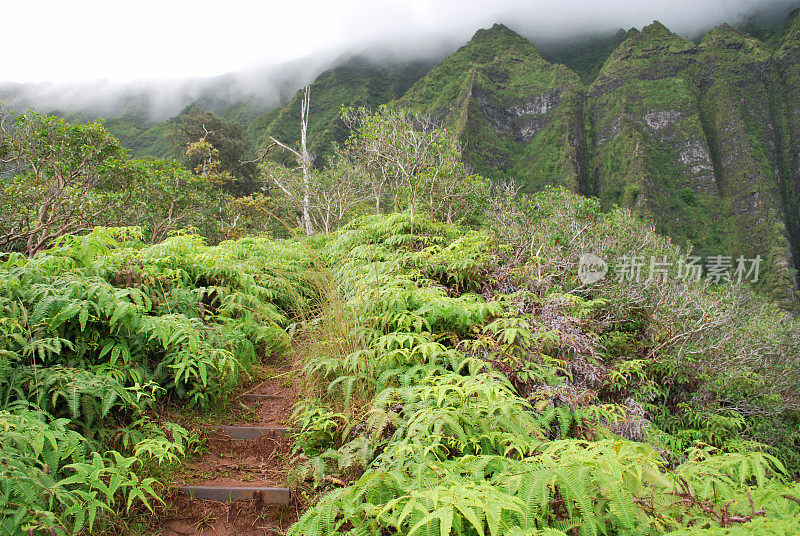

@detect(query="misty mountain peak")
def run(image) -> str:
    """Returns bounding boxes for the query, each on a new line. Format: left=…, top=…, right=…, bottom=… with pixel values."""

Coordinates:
left=641, top=20, right=671, bottom=35
left=787, top=7, right=800, bottom=35
left=710, top=22, right=751, bottom=37
left=603, top=18, right=694, bottom=65
left=700, top=22, right=762, bottom=51
left=467, top=22, right=536, bottom=52
left=637, top=20, right=695, bottom=47
left=472, top=23, right=520, bottom=40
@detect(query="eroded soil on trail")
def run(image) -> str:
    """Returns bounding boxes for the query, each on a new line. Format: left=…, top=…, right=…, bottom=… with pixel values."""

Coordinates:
left=152, top=361, right=301, bottom=536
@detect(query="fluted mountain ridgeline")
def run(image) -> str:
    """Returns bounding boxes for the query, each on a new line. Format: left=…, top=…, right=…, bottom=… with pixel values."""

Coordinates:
left=13, top=10, right=800, bottom=306
left=249, top=13, right=800, bottom=306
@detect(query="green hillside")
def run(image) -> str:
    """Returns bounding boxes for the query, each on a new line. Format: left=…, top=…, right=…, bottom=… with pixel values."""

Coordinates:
left=398, top=24, right=586, bottom=193
left=247, top=56, right=434, bottom=164
left=773, top=9, right=800, bottom=290
left=586, top=17, right=800, bottom=306
left=390, top=16, right=800, bottom=307
left=539, top=28, right=633, bottom=85
left=73, top=10, right=800, bottom=308
left=4, top=11, right=800, bottom=530
left=103, top=114, right=175, bottom=159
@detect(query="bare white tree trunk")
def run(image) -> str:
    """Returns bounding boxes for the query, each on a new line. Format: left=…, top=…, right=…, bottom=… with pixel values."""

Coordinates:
left=298, top=87, right=314, bottom=236
left=268, top=86, right=315, bottom=236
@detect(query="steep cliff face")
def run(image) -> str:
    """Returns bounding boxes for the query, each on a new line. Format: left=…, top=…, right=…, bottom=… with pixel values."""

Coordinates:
left=586, top=23, right=723, bottom=253
left=584, top=20, right=799, bottom=306
left=772, top=10, right=800, bottom=290
left=398, top=24, right=587, bottom=193
left=87, top=13, right=800, bottom=308
left=295, top=19, right=799, bottom=307
left=693, top=24, right=797, bottom=303
left=390, top=19, right=800, bottom=306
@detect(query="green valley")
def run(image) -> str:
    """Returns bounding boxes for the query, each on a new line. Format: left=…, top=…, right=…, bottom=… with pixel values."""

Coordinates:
left=2, top=5, right=800, bottom=536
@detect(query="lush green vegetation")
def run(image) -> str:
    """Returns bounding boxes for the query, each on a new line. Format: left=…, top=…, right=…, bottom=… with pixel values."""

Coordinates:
left=0, top=227, right=315, bottom=534
left=289, top=191, right=800, bottom=535
left=249, top=57, right=434, bottom=166
left=585, top=16, right=800, bottom=310
left=3, top=189, right=798, bottom=534
left=3, top=11, right=800, bottom=532
left=539, top=29, right=632, bottom=85
left=398, top=24, right=585, bottom=193
left=1, top=100, right=799, bottom=535
left=215, top=11, right=800, bottom=310
left=43, top=9, right=800, bottom=308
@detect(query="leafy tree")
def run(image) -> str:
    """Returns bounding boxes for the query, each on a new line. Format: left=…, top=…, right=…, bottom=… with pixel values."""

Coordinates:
left=184, top=135, right=233, bottom=187
left=122, top=158, right=213, bottom=243
left=259, top=101, right=484, bottom=234
left=181, top=135, right=275, bottom=241
left=0, top=109, right=259, bottom=253
left=223, top=192, right=273, bottom=239
left=0, top=111, right=131, bottom=256
left=168, top=105, right=256, bottom=195
left=341, top=105, right=476, bottom=224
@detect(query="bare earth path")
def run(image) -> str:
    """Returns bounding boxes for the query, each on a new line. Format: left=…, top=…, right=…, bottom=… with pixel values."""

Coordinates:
left=154, top=358, right=301, bottom=536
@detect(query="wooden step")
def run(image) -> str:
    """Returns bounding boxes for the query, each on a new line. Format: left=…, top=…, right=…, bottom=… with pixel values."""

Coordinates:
left=207, top=425, right=292, bottom=439
left=239, top=393, right=287, bottom=402
left=179, top=485, right=291, bottom=504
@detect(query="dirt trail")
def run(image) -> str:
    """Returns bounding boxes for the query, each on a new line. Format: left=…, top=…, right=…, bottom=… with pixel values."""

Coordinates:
left=155, top=361, right=300, bottom=536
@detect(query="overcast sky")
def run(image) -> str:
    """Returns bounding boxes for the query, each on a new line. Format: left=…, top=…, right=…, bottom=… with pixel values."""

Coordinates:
left=2, top=0, right=798, bottom=83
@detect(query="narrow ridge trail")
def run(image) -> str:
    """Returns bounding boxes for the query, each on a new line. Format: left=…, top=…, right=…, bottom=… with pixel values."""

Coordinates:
left=157, top=359, right=301, bottom=536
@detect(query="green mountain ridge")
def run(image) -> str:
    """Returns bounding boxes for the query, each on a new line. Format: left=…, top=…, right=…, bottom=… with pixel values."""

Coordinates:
left=397, top=23, right=586, bottom=193
left=537, top=29, right=631, bottom=85
left=586, top=16, right=800, bottom=305
left=247, top=56, right=435, bottom=165
left=99, top=11, right=800, bottom=307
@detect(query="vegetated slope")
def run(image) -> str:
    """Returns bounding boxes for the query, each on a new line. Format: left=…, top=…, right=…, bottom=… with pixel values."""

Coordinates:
left=586, top=19, right=800, bottom=308
left=289, top=189, right=800, bottom=536
left=103, top=114, right=176, bottom=158
left=47, top=10, right=800, bottom=306
left=772, top=10, right=800, bottom=294
left=248, top=56, right=434, bottom=165
left=0, top=228, right=316, bottom=534
left=393, top=15, right=800, bottom=307
left=101, top=103, right=262, bottom=161
left=40, top=109, right=178, bottom=160
left=398, top=24, right=587, bottom=193
left=1, top=187, right=799, bottom=535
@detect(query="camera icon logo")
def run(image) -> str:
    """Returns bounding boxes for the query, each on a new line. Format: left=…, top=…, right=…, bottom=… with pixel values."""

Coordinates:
left=577, top=253, right=608, bottom=284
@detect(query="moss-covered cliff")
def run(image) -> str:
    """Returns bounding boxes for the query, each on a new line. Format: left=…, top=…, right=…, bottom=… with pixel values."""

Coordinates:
left=585, top=17, right=800, bottom=307
left=398, top=24, right=587, bottom=193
